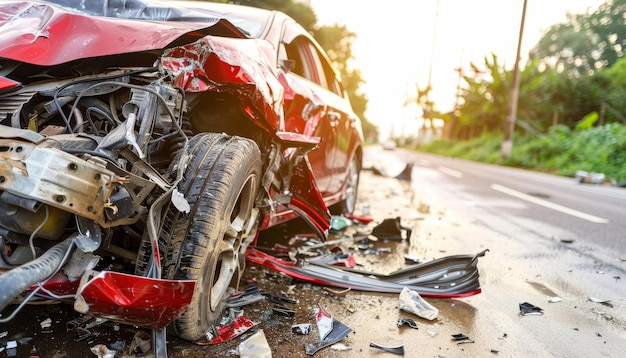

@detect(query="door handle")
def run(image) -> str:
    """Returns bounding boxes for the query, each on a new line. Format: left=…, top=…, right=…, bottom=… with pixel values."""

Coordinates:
left=327, top=110, right=340, bottom=123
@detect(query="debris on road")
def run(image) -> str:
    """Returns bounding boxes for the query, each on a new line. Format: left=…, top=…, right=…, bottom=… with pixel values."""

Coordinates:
left=225, top=280, right=265, bottom=308
left=399, top=287, right=439, bottom=320
left=90, top=344, right=116, bottom=358
left=291, top=323, right=312, bottom=335
left=323, top=287, right=352, bottom=297
left=519, top=302, right=544, bottom=315
left=237, top=329, right=271, bottom=357
left=403, top=254, right=421, bottom=265
left=128, top=331, right=151, bottom=353
left=39, top=318, right=52, bottom=329
left=588, top=296, right=613, bottom=307
left=304, top=307, right=352, bottom=355
left=196, top=316, right=256, bottom=345
left=369, top=340, right=405, bottom=355
left=371, top=217, right=412, bottom=240
left=575, top=170, right=607, bottom=185
left=246, top=248, right=488, bottom=297
left=397, top=317, right=419, bottom=329
left=66, top=316, right=108, bottom=342
left=451, top=333, right=475, bottom=345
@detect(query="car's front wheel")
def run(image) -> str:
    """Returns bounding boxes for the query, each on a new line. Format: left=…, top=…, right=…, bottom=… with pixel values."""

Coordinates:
left=136, top=133, right=261, bottom=341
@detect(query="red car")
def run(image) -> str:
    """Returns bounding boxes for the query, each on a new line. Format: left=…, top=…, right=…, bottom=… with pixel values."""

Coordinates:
left=0, top=0, right=363, bottom=344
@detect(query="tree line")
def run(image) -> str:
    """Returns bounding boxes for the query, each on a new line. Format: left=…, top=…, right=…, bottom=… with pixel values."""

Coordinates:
left=449, top=0, right=626, bottom=140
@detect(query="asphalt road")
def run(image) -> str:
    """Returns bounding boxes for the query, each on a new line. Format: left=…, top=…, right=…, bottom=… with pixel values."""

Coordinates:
left=360, top=145, right=626, bottom=357
left=379, top=148, right=626, bottom=261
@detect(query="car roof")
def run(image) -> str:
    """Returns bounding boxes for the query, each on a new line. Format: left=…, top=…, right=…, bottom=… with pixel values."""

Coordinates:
left=39, top=0, right=274, bottom=38
left=172, top=1, right=274, bottom=39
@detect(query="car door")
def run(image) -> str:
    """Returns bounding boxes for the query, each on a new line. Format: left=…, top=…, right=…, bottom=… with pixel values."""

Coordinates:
left=279, top=23, right=338, bottom=196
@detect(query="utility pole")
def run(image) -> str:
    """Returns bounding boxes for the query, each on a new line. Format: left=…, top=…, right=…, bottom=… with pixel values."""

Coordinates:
left=502, top=0, right=527, bottom=157
left=421, top=0, right=440, bottom=142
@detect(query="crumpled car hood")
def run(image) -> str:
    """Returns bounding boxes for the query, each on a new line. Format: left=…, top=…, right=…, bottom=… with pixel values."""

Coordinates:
left=0, top=1, right=242, bottom=66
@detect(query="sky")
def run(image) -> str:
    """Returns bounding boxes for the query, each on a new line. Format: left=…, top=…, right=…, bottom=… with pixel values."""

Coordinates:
left=309, top=0, right=607, bottom=139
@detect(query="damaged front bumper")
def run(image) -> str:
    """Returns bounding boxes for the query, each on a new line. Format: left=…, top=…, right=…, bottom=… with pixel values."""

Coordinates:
left=73, top=271, right=195, bottom=329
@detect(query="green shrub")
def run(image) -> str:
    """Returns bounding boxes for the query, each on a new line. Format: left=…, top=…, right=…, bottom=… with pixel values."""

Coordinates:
left=416, top=123, right=626, bottom=182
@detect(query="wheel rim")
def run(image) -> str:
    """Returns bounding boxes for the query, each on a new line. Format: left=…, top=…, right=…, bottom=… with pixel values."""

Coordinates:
left=343, top=157, right=359, bottom=213
left=204, top=172, right=258, bottom=313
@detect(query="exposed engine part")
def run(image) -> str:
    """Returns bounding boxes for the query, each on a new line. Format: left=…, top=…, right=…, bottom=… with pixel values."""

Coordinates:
left=0, top=237, right=74, bottom=313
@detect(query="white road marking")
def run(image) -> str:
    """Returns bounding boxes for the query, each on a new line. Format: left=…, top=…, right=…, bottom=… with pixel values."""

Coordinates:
left=438, top=166, right=463, bottom=178
left=491, top=184, right=609, bottom=224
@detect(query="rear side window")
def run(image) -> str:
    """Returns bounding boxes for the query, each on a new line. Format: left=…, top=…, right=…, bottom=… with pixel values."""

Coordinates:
left=284, top=36, right=343, bottom=97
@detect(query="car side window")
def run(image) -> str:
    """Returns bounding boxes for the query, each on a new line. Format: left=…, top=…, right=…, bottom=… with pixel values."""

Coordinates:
left=281, top=23, right=344, bottom=97
left=284, top=36, right=328, bottom=89
left=319, top=52, right=344, bottom=97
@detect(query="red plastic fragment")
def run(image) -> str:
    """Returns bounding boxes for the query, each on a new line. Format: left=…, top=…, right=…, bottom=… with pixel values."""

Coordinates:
left=195, top=316, right=256, bottom=345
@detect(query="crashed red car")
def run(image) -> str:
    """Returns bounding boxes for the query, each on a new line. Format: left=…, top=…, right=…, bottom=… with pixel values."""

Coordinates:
left=0, top=0, right=363, bottom=343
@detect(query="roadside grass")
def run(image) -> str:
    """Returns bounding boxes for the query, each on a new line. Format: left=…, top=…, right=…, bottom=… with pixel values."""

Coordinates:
left=413, top=123, right=626, bottom=183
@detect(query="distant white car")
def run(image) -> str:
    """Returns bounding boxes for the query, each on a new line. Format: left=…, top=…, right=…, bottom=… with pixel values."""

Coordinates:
left=382, top=140, right=397, bottom=150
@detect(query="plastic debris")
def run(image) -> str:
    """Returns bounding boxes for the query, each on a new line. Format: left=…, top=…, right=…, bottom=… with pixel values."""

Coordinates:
left=397, top=317, right=419, bottom=329
left=343, top=213, right=373, bottom=224
left=263, top=293, right=299, bottom=305
left=129, top=331, right=151, bottom=353
left=394, top=163, right=413, bottom=181
left=330, top=343, right=351, bottom=351
left=403, top=254, right=420, bottom=265
left=575, top=170, right=607, bottom=184
left=315, top=307, right=333, bottom=340
left=519, top=302, right=543, bottom=315
left=588, top=296, right=613, bottom=307
left=371, top=217, right=412, bottom=240
left=196, top=316, right=256, bottom=345
left=308, top=252, right=356, bottom=268
left=323, top=287, right=351, bottom=297
left=451, top=333, right=475, bottom=345
left=548, top=296, right=562, bottom=303
left=304, top=307, right=352, bottom=355
left=110, top=340, right=125, bottom=352
left=171, top=188, right=190, bottom=213
left=39, top=318, right=52, bottom=329
left=399, top=287, right=439, bottom=320
left=369, top=340, right=405, bottom=355
left=272, top=306, right=295, bottom=317
left=225, top=280, right=265, bottom=308
left=330, top=216, right=353, bottom=231
left=291, top=323, right=312, bottom=335
left=237, top=329, right=272, bottom=358
left=90, top=344, right=116, bottom=358
left=66, top=316, right=108, bottom=341
left=246, top=248, right=488, bottom=297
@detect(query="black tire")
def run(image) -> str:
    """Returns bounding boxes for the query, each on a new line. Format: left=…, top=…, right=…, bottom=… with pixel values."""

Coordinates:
left=330, top=153, right=360, bottom=215
left=135, top=133, right=261, bottom=341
